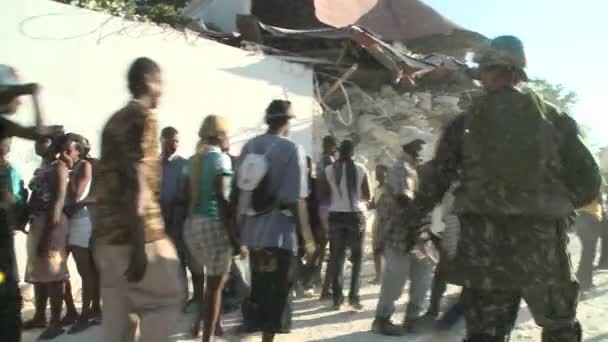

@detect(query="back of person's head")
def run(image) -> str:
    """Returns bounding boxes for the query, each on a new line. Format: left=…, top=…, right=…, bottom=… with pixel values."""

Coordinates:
left=161, top=126, right=178, bottom=139
left=265, top=100, right=293, bottom=131
left=338, top=140, right=354, bottom=161
left=127, top=57, right=161, bottom=98
left=322, top=135, right=337, bottom=152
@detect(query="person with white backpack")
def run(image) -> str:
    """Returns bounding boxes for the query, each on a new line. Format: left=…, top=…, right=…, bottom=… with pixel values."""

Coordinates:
left=236, top=100, right=315, bottom=342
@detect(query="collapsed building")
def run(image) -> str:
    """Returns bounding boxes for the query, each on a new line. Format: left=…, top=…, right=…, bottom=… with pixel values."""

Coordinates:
left=183, top=0, right=489, bottom=169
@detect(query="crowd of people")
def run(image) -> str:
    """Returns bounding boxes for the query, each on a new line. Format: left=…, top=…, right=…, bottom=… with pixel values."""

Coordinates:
left=0, top=34, right=607, bottom=342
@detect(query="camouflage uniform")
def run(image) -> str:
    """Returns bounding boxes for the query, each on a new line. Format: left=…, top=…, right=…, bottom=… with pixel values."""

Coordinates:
left=413, top=36, right=600, bottom=342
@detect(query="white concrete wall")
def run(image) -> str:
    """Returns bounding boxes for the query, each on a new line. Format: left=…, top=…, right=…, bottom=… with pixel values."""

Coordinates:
left=1, top=0, right=312, bottom=291
left=183, top=0, right=251, bottom=33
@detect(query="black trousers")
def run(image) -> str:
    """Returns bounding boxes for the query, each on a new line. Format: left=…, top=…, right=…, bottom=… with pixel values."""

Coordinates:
left=328, top=212, right=365, bottom=306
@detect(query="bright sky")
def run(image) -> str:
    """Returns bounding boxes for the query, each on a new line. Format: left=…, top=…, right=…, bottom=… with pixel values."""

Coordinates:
left=423, top=0, right=607, bottom=149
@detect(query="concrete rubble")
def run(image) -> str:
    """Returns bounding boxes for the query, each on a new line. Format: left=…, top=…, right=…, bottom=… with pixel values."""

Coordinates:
left=318, top=80, right=471, bottom=171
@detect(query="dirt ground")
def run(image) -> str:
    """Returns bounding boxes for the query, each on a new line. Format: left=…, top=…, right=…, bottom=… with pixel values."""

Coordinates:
left=19, top=231, right=608, bottom=342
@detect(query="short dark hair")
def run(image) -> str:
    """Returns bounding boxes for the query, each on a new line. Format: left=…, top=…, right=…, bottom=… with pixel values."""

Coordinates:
left=266, top=116, right=290, bottom=131
left=127, top=57, right=160, bottom=98
left=161, top=126, right=178, bottom=139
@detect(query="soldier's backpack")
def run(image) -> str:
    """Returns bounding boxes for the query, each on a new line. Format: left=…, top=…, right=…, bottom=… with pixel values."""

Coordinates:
left=454, top=88, right=577, bottom=217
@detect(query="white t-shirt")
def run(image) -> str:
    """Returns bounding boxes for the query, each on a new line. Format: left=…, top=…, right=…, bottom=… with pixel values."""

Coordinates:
left=325, top=161, right=369, bottom=213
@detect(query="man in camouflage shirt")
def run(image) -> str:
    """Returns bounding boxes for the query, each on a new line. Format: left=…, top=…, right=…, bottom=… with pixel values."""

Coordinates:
left=412, top=36, right=601, bottom=342
left=371, top=126, right=434, bottom=336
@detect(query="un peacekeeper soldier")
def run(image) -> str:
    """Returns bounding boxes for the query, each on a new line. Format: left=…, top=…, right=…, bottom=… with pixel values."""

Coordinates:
left=410, top=36, right=601, bottom=342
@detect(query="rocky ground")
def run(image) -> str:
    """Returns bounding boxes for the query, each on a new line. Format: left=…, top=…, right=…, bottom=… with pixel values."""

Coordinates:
left=19, top=231, right=608, bottom=342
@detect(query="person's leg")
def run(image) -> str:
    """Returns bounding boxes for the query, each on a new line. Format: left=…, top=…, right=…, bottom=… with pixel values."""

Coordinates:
left=522, top=280, right=582, bottom=342
left=90, top=251, right=102, bottom=321
left=405, top=256, right=434, bottom=320
left=191, top=268, right=205, bottom=338
left=575, top=215, right=600, bottom=290
left=0, top=279, right=22, bottom=342
left=39, top=281, right=65, bottom=340
left=132, top=238, right=183, bottom=342
left=68, top=246, right=98, bottom=333
left=23, top=284, right=48, bottom=328
left=371, top=252, right=383, bottom=284
left=62, top=279, right=79, bottom=324
left=202, top=274, right=229, bottom=342
left=329, top=224, right=347, bottom=307
left=372, top=248, right=411, bottom=336
left=347, top=224, right=364, bottom=307
left=95, top=244, right=135, bottom=342
left=427, top=267, right=447, bottom=317
left=461, top=287, right=521, bottom=341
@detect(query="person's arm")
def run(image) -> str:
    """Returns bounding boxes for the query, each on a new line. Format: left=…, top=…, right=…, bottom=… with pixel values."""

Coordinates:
left=38, top=162, right=68, bottom=256
left=122, top=111, right=149, bottom=283
left=361, top=170, right=371, bottom=203
left=285, top=146, right=315, bottom=257
left=554, top=112, right=601, bottom=208
left=412, top=116, right=465, bottom=218
left=214, top=154, right=246, bottom=257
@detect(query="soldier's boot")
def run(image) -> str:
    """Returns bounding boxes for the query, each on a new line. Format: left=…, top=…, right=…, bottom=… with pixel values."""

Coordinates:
left=541, top=321, right=582, bottom=342
left=464, top=334, right=510, bottom=342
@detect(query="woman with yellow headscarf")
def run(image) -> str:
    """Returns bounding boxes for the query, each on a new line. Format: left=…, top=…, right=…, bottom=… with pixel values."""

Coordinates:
left=184, top=115, right=247, bottom=341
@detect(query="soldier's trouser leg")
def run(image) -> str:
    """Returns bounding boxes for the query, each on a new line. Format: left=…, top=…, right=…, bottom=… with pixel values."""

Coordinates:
left=462, top=287, right=520, bottom=341
left=522, top=281, right=581, bottom=342
left=463, top=280, right=581, bottom=342
left=405, top=256, right=433, bottom=319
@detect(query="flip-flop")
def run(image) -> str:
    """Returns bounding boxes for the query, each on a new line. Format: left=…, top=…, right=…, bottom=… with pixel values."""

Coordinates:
left=67, top=319, right=94, bottom=335
left=23, top=319, right=47, bottom=330
left=38, top=325, right=65, bottom=340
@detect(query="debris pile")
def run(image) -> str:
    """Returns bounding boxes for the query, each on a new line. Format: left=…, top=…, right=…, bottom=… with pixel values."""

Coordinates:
left=318, top=81, right=472, bottom=169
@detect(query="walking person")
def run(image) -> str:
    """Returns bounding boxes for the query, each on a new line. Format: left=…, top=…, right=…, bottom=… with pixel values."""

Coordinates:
left=410, top=36, right=601, bottom=342
left=318, top=136, right=337, bottom=300
left=371, top=126, right=434, bottom=336
left=184, top=115, right=246, bottom=341
left=575, top=196, right=603, bottom=291
left=62, top=133, right=101, bottom=334
left=237, top=100, right=315, bottom=342
left=25, top=134, right=72, bottom=340
left=94, top=57, right=183, bottom=342
left=159, top=126, right=204, bottom=310
left=321, top=139, right=371, bottom=311
left=0, top=64, right=62, bottom=342
left=369, top=164, right=388, bottom=284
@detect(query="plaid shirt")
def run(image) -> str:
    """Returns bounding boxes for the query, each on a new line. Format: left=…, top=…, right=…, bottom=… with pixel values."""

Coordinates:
left=383, top=153, right=421, bottom=254
left=94, top=101, right=165, bottom=245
